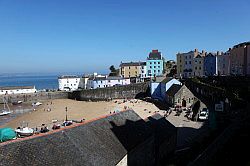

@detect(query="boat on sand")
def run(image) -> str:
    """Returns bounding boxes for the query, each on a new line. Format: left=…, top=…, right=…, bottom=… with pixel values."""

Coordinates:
left=0, top=98, right=11, bottom=116
left=15, top=127, right=34, bottom=137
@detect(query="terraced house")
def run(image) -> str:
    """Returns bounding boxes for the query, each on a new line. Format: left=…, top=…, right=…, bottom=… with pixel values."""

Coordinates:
left=230, top=42, right=250, bottom=76
left=119, top=61, right=147, bottom=82
left=146, top=50, right=164, bottom=77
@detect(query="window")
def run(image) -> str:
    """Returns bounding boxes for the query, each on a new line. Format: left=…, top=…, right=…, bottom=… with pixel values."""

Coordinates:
left=178, top=98, right=180, bottom=103
left=150, top=66, right=152, bottom=69
left=185, top=61, right=187, bottom=65
left=195, top=67, right=197, bottom=70
left=101, top=81, right=102, bottom=83
left=154, top=62, right=156, bottom=64
left=199, top=61, right=201, bottom=64
left=99, top=85, right=100, bottom=87
left=158, top=62, right=160, bottom=64
left=189, top=98, right=191, bottom=103
left=189, top=61, right=191, bottom=64
left=150, top=62, right=152, bottom=64
left=158, top=66, right=160, bottom=68
left=108, top=80, right=111, bottom=83
left=189, top=55, right=191, bottom=59
left=154, top=66, right=156, bottom=68
left=199, top=67, right=201, bottom=70
left=158, top=70, right=160, bottom=72
left=154, top=70, right=156, bottom=73
left=185, top=56, right=187, bottom=59
left=148, top=70, right=151, bottom=73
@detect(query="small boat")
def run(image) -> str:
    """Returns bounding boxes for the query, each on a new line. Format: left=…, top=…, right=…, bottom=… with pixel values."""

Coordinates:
left=0, top=98, right=11, bottom=116
left=0, top=110, right=11, bottom=116
left=52, top=124, right=61, bottom=130
left=62, top=120, right=73, bottom=126
left=15, top=127, right=34, bottom=137
left=12, top=100, right=23, bottom=105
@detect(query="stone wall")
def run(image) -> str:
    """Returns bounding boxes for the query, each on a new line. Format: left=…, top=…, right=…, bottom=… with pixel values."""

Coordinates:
left=0, top=91, right=69, bottom=104
left=69, top=82, right=150, bottom=101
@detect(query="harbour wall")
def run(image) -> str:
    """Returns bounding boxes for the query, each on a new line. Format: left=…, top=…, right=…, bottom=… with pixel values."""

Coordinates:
left=69, top=82, right=150, bottom=101
left=0, top=91, right=69, bottom=104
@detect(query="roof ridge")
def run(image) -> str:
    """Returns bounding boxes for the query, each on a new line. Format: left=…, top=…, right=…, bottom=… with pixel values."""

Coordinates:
left=0, top=109, right=130, bottom=146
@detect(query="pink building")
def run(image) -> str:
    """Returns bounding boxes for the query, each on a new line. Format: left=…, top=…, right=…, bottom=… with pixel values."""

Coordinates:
left=230, top=42, right=250, bottom=75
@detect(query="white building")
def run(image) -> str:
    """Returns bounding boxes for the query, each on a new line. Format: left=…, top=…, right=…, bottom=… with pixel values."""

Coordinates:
left=150, top=77, right=182, bottom=101
left=139, top=63, right=148, bottom=80
left=78, top=76, right=89, bottom=89
left=0, top=86, right=37, bottom=95
left=58, top=75, right=81, bottom=91
left=87, top=76, right=130, bottom=89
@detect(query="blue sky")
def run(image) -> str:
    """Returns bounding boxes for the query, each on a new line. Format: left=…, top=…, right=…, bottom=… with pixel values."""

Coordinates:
left=0, top=0, right=249, bottom=74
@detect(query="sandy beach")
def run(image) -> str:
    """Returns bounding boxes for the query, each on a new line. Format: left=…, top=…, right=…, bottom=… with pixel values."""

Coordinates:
left=1, top=99, right=202, bottom=131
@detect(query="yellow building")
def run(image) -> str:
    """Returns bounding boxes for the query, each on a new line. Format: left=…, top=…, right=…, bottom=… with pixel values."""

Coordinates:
left=120, top=62, right=146, bottom=78
left=177, top=49, right=198, bottom=78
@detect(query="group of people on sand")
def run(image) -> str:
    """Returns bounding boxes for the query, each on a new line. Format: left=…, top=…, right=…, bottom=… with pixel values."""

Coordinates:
left=34, top=124, right=49, bottom=134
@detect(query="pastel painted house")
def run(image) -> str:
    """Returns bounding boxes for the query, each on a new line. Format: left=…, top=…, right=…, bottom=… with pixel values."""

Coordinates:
left=87, top=76, right=130, bottom=89
left=204, top=53, right=217, bottom=76
left=146, top=50, right=164, bottom=77
left=150, top=77, right=182, bottom=101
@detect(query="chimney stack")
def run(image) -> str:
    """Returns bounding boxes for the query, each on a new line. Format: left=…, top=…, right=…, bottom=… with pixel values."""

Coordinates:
left=216, top=51, right=222, bottom=56
left=201, top=50, right=206, bottom=56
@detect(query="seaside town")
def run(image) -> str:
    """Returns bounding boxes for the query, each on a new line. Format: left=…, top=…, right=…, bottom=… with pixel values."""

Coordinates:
left=0, top=41, right=250, bottom=165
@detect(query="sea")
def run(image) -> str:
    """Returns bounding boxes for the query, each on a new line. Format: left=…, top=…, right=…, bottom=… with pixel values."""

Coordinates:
left=0, top=73, right=67, bottom=126
left=0, top=73, right=59, bottom=90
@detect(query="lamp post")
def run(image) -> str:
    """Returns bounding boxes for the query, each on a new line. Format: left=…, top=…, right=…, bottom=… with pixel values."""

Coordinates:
left=65, top=107, right=68, bottom=121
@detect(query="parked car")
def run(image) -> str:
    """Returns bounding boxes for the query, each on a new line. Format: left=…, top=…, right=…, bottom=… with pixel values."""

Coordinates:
left=198, top=108, right=209, bottom=120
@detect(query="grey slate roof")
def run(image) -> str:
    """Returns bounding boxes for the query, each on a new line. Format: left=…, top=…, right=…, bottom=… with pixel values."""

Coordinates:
left=152, top=76, right=167, bottom=83
left=166, top=84, right=182, bottom=96
left=161, top=77, right=174, bottom=84
left=146, top=114, right=176, bottom=143
left=148, top=50, right=162, bottom=60
left=0, top=110, right=160, bottom=166
left=120, top=62, right=146, bottom=67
